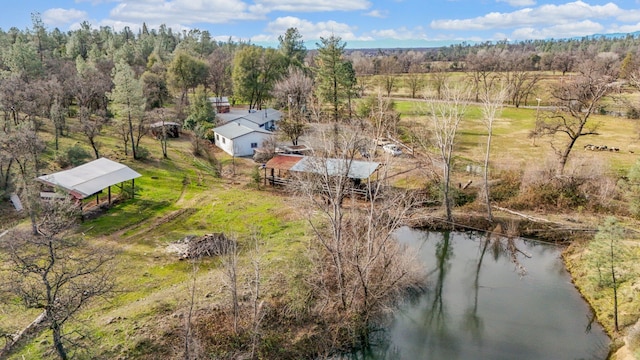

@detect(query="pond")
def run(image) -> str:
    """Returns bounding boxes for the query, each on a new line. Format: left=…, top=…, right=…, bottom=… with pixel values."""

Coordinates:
left=351, top=228, right=610, bottom=360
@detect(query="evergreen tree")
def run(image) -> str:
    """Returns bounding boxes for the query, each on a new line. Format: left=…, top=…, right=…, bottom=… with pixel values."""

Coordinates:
left=588, top=217, right=632, bottom=332
left=314, top=35, right=352, bottom=123
left=109, top=59, right=146, bottom=159
left=278, top=27, right=307, bottom=68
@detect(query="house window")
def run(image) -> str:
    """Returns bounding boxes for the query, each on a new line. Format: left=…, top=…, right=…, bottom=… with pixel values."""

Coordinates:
left=251, top=142, right=258, bottom=148
left=216, top=134, right=219, bottom=141
left=222, top=138, right=226, bottom=144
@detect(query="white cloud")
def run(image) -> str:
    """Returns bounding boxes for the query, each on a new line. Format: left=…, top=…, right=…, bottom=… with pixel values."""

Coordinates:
left=431, top=1, right=622, bottom=30
left=368, top=26, right=427, bottom=40
left=497, top=0, right=536, bottom=6
left=365, top=10, right=387, bottom=18
left=256, top=16, right=369, bottom=42
left=109, top=0, right=265, bottom=25
left=74, top=0, right=117, bottom=4
left=608, top=23, right=640, bottom=34
left=253, top=0, right=371, bottom=12
left=510, top=20, right=604, bottom=39
left=42, top=8, right=88, bottom=27
left=617, top=9, right=640, bottom=22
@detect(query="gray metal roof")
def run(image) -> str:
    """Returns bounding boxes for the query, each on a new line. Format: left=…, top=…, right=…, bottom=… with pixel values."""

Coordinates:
left=216, top=108, right=282, bottom=126
left=213, top=121, right=271, bottom=139
left=37, top=158, right=141, bottom=198
left=291, top=157, right=380, bottom=179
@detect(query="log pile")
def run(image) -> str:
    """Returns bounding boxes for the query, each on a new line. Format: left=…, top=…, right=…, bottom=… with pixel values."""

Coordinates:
left=172, top=233, right=236, bottom=259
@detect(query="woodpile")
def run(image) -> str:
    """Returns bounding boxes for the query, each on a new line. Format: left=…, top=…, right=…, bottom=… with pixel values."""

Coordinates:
left=172, top=233, right=236, bottom=259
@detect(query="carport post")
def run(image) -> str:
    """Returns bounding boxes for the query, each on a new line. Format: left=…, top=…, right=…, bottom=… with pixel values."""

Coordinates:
left=108, top=186, right=111, bottom=204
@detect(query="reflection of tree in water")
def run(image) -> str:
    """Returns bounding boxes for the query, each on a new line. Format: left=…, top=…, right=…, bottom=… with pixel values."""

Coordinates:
left=488, top=223, right=530, bottom=276
left=463, top=225, right=531, bottom=344
left=422, top=231, right=458, bottom=358
left=463, top=232, right=489, bottom=343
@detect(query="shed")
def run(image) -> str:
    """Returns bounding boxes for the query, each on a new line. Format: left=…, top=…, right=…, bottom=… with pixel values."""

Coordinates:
left=37, top=157, right=141, bottom=205
left=291, top=157, right=381, bottom=180
left=150, top=121, right=181, bottom=138
left=263, top=154, right=380, bottom=188
left=209, top=96, right=231, bottom=113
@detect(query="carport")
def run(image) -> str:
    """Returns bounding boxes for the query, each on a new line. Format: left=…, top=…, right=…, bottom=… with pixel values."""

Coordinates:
left=37, top=157, right=142, bottom=209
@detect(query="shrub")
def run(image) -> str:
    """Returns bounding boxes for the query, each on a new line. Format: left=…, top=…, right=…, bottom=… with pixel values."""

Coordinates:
left=251, top=166, right=262, bottom=188
left=627, top=107, right=640, bottom=119
left=135, top=146, right=151, bottom=160
left=57, top=144, right=91, bottom=168
left=489, top=170, right=522, bottom=202
left=625, top=159, right=640, bottom=217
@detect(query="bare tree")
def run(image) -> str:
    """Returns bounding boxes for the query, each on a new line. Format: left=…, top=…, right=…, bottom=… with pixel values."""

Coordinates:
left=249, top=233, right=264, bottom=359
left=466, top=49, right=503, bottom=102
left=429, top=65, right=449, bottom=100
left=480, top=82, right=509, bottom=222
left=207, top=46, right=233, bottom=98
left=78, top=106, right=106, bottom=159
left=1, top=123, right=45, bottom=235
left=112, top=117, right=131, bottom=156
left=0, top=198, right=114, bottom=360
left=417, top=82, right=469, bottom=223
left=378, top=56, right=399, bottom=97
left=504, top=70, right=541, bottom=108
left=405, top=64, right=424, bottom=99
left=272, top=67, right=313, bottom=145
left=222, top=238, right=239, bottom=334
left=357, top=91, right=400, bottom=141
left=151, top=108, right=170, bottom=158
left=293, top=124, right=423, bottom=342
left=184, top=258, right=199, bottom=360
left=539, top=56, right=619, bottom=174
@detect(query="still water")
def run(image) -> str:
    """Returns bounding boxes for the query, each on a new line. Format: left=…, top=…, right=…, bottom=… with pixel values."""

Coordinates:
left=356, top=228, right=610, bottom=360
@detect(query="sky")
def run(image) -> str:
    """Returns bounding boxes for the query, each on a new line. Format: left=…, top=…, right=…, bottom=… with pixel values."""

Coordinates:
left=2, top=1, right=640, bottom=48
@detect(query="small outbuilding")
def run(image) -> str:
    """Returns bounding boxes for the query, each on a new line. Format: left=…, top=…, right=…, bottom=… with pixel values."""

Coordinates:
left=150, top=121, right=181, bottom=138
left=209, top=96, right=231, bottom=113
left=263, top=154, right=381, bottom=192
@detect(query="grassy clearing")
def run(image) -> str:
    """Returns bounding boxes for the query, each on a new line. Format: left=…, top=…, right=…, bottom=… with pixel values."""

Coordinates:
left=2, top=120, right=312, bottom=359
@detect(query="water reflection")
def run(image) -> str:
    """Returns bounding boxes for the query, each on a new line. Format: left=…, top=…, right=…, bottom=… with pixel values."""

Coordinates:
left=344, top=228, right=610, bottom=360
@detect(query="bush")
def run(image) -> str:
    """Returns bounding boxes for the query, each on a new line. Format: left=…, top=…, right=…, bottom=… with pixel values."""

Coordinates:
left=627, top=107, right=640, bottom=119
left=135, top=146, right=151, bottom=160
left=57, top=144, right=92, bottom=168
left=489, top=170, right=522, bottom=202
left=625, top=159, right=640, bottom=217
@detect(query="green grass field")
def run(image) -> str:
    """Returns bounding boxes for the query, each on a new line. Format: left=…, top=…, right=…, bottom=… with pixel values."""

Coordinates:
left=1, top=120, right=312, bottom=359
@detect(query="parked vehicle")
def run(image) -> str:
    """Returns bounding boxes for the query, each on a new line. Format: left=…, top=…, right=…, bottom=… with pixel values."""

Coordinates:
left=383, top=144, right=402, bottom=156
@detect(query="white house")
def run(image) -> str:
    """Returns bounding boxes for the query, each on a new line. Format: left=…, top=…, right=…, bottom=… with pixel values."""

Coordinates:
left=216, top=108, right=282, bottom=131
left=213, top=121, right=273, bottom=157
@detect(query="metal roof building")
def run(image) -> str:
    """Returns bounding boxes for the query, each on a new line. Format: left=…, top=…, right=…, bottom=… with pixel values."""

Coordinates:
left=37, top=157, right=141, bottom=200
left=265, top=154, right=380, bottom=180
left=291, top=156, right=380, bottom=180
